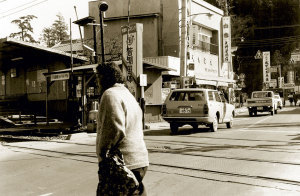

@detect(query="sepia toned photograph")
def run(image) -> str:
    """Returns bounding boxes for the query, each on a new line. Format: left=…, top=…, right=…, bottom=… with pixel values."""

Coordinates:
left=1, top=0, right=300, bottom=195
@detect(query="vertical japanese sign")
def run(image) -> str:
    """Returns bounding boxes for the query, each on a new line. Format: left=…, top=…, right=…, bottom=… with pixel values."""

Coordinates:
left=222, top=16, right=231, bottom=64
left=121, top=23, right=143, bottom=98
left=263, top=51, right=271, bottom=84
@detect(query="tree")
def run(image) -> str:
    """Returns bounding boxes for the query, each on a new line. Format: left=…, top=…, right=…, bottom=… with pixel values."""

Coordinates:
left=52, top=13, right=69, bottom=43
left=41, top=27, right=55, bottom=47
left=9, top=15, right=37, bottom=43
left=227, top=0, right=300, bottom=93
left=40, top=13, right=69, bottom=47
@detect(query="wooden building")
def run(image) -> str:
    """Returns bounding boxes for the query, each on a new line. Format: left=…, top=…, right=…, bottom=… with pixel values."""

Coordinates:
left=0, top=37, right=87, bottom=122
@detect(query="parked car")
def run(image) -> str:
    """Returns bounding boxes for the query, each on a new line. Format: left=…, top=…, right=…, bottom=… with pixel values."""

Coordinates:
left=274, top=94, right=283, bottom=109
left=162, top=88, right=235, bottom=134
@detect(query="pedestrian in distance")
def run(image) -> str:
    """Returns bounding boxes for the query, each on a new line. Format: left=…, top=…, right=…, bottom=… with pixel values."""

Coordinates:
left=293, top=93, right=300, bottom=106
left=239, top=93, right=244, bottom=107
left=288, top=93, right=294, bottom=106
left=95, top=62, right=149, bottom=196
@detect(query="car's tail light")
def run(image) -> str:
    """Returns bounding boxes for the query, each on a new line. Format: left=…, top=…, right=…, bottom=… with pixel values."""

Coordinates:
left=162, top=104, right=167, bottom=115
left=203, top=103, right=209, bottom=114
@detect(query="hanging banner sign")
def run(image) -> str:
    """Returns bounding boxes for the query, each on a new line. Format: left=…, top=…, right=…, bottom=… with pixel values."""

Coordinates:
left=263, top=51, right=271, bottom=83
left=269, top=79, right=277, bottom=88
left=121, top=23, right=143, bottom=98
left=222, top=16, right=231, bottom=64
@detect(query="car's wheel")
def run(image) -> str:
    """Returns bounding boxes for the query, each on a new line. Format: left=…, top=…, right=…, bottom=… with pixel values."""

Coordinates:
left=270, top=107, right=274, bottom=115
left=209, top=115, right=218, bottom=132
left=192, top=124, right=198, bottom=130
left=249, top=111, right=253, bottom=117
left=226, top=113, right=233, bottom=128
left=170, top=123, right=178, bottom=134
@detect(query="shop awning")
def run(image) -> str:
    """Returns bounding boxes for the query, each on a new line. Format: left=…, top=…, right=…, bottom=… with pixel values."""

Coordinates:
left=143, top=59, right=176, bottom=71
left=44, top=64, right=98, bottom=76
left=217, top=81, right=229, bottom=87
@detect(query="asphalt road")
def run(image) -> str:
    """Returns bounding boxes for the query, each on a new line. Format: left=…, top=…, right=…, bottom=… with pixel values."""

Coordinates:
left=1, top=106, right=300, bottom=196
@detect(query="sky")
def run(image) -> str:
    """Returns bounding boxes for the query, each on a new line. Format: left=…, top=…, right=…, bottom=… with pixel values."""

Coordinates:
left=0, top=0, right=92, bottom=42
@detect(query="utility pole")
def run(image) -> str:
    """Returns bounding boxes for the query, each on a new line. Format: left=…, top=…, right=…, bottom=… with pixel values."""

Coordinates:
left=74, top=6, right=85, bottom=55
left=99, top=1, right=108, bottom=64
left=93, top=20, right=98, bottom=64
left=224, top=0, right=229, bottom=16
left=180, top=0, right=187, bottom=88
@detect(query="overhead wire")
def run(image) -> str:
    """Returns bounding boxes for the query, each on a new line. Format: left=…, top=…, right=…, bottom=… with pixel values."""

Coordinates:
left=0, top=0, right=42, bottom=15
left=237, top=35, right=300, bottom=48
left=0, top=0, right=48, bottom=19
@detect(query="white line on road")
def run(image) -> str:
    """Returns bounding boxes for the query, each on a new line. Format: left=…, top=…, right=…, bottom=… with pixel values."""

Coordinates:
left=241, top=116, right=273, bottom=130
left=39, top=193, right=53, bottom=196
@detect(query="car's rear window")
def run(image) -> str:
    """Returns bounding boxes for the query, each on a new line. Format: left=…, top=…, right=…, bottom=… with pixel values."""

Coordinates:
left=253, top=92, right=272, bottom=98
left=208, top=91, right=214, bottom=101
left=169, top=91, right=205, bottom=101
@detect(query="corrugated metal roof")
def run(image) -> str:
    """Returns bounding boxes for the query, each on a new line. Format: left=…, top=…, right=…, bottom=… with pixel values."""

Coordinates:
left=3, top=37, right=88, bottom=61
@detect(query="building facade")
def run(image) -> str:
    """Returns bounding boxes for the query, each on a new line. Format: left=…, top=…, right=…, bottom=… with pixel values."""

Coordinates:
left=85, top=0, right=234, bottom=86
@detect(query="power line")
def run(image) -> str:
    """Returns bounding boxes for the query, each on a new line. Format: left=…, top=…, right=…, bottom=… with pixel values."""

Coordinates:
left=0, top=0, right=42, bottom=15
left=0, top=0, right=48, bottom=19
left=239, top=39, right=300, bottom=46
left=243, top=35, right=300, bottom=43
left=237, top=35, right=300, bottom=47
left=238, top=40, right=299, bottom=48
left=255, top=24, right=300, bottom=30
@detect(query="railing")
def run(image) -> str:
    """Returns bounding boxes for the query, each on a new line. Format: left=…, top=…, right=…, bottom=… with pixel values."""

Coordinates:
left=192, top=41, right=218, bottom=55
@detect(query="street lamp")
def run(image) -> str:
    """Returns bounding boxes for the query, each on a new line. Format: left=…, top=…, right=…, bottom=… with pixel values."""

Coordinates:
left=99, top=1, right=108, bottom=64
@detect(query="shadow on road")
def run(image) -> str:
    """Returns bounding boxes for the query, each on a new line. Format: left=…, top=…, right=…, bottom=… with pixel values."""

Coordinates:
left=277, top=107, right=300, bottom=114
left=144, top=125, right=227, bottom=136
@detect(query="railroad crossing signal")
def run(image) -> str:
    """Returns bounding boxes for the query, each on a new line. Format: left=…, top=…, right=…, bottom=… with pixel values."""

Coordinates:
left=239, top=81, right=246, bottom=88
left=254, top=50, right=262, bottom=59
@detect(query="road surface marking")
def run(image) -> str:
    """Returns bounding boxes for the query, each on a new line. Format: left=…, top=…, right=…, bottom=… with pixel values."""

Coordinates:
left=39, top=193, right=53, bottom=196
left=241, top=116, right=272, bottom=130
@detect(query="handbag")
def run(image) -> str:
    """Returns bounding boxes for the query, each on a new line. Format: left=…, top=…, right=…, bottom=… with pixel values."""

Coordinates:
left=97, top=148, right=139, bottom=196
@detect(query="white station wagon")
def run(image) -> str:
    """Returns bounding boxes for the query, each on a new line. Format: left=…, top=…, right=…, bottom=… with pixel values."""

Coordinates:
left=162, top=88, right=235, bottom=134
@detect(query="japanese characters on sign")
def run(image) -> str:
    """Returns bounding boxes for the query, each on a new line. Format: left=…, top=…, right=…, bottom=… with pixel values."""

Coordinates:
left=263, top=51, right=271, bottom=84
left=222, top=16, right=231, bottom=64
left=50, top=73, right=70, bottom=81
left=122, top=25, right=137, bottom=82
left=121, top=23, right=143, bottom=98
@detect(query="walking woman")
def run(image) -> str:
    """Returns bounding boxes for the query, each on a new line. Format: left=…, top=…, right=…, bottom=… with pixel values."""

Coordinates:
left=95, top=62, right=149, bottom=195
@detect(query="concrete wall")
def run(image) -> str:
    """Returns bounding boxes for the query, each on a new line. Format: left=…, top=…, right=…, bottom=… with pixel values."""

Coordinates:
left=86, top=0, right=180, bottom=58
left=144, top=69, right=163, bottom=104
left=162, top=0, right=180, bottom=57
left=89, top=0, right=161, bottom=19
